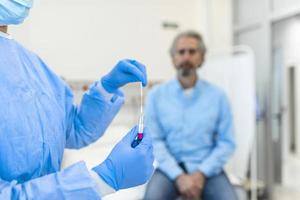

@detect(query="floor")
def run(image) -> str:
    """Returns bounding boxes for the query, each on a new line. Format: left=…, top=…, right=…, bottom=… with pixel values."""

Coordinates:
left=273, top=155, right=300, bottom=200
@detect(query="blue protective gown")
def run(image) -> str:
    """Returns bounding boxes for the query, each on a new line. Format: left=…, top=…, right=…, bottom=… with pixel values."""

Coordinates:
left=0, top=34, right=124, bottom=199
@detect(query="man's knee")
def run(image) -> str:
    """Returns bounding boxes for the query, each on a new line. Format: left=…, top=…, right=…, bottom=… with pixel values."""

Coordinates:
left=202, top=172, right=238, bottom=200
left=144, top=169, right=179, bottom=200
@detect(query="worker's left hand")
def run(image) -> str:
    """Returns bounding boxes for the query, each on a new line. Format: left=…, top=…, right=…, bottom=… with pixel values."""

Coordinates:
left=101, top=59, right=147, bottom=93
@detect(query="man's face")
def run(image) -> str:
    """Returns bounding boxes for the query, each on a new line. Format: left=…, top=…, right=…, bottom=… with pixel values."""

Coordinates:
left=172, top=37, right=204, bottom=77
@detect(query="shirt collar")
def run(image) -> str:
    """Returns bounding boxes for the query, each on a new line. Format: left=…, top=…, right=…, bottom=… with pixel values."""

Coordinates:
left=173, top=78, right=202, bottom=92
left=0, top=31, right=13, bottom=40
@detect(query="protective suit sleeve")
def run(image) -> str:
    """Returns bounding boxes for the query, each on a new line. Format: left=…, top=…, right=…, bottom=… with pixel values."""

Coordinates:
left=89, top=170, right=115, bottom=196
left=65, top=81, right=124, bottom=149
left=0, top=161, right=101, bottom=200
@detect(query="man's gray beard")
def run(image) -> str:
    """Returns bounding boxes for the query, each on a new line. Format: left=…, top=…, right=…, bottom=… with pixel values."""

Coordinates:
left=179, top=68, right=193, bottom=77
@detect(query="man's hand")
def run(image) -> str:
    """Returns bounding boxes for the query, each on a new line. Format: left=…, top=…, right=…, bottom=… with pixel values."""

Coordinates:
left=191, top=171, right=206, bottom=198
left=175, top=171, right=206, bottom=200
left=176, top=174, right=195, bottom=199
left=176, top=172, right=205, bottom=200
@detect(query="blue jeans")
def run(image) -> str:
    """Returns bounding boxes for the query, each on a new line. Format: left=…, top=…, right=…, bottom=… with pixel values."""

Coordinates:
left=144, top=169, right=238, bottom=200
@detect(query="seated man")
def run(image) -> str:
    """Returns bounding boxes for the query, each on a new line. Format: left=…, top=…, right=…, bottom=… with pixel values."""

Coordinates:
left=144, top=31, right=237, bottom=200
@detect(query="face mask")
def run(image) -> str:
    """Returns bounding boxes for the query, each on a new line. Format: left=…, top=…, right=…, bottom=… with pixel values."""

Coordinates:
left=0, top=0, right=33, bottom=25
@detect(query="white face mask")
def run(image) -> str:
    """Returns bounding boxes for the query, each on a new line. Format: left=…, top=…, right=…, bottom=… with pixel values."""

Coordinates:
left=0, top=0, right=33, bottom=25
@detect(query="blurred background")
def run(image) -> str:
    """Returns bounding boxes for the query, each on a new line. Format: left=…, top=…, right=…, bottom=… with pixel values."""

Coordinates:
left=8, top=0, right=300, bottom=199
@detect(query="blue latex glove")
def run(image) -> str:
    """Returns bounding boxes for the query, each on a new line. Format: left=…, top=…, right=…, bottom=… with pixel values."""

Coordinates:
left=101, top=59, right=147, bottom=93
left=93, top=126, right=154, bottom=191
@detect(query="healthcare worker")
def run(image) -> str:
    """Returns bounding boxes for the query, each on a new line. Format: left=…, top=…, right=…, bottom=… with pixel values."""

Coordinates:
left=0, top=0, right=154, bottom=199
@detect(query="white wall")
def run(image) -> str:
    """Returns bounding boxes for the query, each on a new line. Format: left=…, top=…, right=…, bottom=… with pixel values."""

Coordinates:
left=234, top=0, right=264, bottom=26
left=195, top=0, right=233, bottom=54
left=233, top=0, right=274, bottom=188
left=9, top=0, right=233, bottom=81
left=273, top=17, right=300, bottom=67
left=9, top=0, right=197, bottom=81
left=272, top=0, right=300, bottom=14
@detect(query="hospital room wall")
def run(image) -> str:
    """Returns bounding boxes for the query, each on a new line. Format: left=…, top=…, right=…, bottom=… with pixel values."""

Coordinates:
left=234, top=0, right=273, bottom=195
left=272, top=0, right=300, bottom=13
left=234, top=0, right=300, bottom=195
left=273, top=17, right=300, bottom=157
left=9, top=0, right=233, bottom=82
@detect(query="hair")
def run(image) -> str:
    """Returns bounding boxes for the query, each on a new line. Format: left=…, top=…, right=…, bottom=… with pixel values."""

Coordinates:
left=169, top=30, right=207, bottom=57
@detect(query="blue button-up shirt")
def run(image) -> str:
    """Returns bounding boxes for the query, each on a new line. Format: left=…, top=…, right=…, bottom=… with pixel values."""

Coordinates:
left=145, top=79, right=236, bottom=179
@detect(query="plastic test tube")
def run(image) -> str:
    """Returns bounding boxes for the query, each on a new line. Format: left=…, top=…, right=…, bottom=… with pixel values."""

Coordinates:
left=131, top=83, right=144, bottom=148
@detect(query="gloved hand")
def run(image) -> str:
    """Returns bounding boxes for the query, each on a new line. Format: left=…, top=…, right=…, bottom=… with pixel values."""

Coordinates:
left=101, top=59, right=147, bottom=93
left=92, top=126, right=154, bottom=191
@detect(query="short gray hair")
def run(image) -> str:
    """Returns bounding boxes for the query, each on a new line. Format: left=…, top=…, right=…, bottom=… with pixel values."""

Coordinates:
left=169, top=31, right=207, bottom=57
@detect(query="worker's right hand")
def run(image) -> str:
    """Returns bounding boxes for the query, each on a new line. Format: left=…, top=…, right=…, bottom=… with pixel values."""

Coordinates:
left=92, top=126, right=154, bottom=191
left=101, top=59, right=147, bottom=93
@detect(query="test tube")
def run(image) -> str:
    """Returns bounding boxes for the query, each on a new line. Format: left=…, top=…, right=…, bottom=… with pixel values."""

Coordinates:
left=131, top=83, right=144, bottom=148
